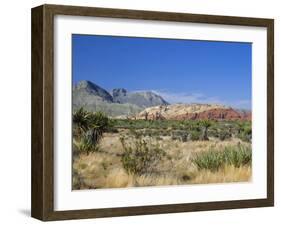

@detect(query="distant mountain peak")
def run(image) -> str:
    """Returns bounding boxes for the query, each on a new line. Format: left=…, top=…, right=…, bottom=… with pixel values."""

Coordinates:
left=73, top=80, right=170, bottom=116
left=75, top=80, right=100, bottom=91
left=76, top=80, right=91, bottom=86
left=112, top=88, right=169, bottom=108
left=74, top=80, right=113, bottom=102
left=112, top=88, right=127, bottom=98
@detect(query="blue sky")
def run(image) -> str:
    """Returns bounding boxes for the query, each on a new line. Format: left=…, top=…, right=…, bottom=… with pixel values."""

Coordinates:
left=72, top=34, right=252, bottom=109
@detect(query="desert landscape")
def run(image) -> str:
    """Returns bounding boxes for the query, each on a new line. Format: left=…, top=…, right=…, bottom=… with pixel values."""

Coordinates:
left=72, top=80, right=252, bottom=190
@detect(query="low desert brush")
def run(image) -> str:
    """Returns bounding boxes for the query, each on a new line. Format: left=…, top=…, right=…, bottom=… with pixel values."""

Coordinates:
left=120, top=135, right=166, bottom=175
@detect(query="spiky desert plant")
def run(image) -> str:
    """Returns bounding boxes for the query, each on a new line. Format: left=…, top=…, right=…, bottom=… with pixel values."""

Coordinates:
left=73, top=107, right=91, bottom=136
left=73, top=136, right=94, bottom=155
left=88, top=111, right=111, bottom=131
left=83, top=128, right=103, bottom=154
left=199, top=120, right=213, bottom=141
left=73, top=109, right=112, bottom=153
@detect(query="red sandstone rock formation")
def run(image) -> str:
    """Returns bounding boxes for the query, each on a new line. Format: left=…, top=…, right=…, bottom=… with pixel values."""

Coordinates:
left=173, top=108, right=250, bottom=121
left=136, top=104, right=251, bottom=121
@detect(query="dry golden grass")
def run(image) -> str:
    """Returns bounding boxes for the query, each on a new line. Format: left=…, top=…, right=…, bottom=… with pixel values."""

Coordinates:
left=104, top=168, right=134, bottom=188
left=190, top=165, right=252, bottom=184
left=135, top=174, right=182, bottom=187
left=72, top=131, right=251, bottom=190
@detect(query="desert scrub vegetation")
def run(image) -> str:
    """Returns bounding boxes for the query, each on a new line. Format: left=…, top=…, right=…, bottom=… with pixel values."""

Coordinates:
left=198, top=119, right=213, bottom=140
left=236, top=121, right=252, bottom=142
left=73, top=108, right=112, bottom=154
left=72, top=115, right=252, bottom=189
left=192, top=144, right=251, bottom=172
left=120, top=135, right=166, bottom=175
left=72, top=131, right=252, bottom=189
left=112, top=119, right=251, bottom=143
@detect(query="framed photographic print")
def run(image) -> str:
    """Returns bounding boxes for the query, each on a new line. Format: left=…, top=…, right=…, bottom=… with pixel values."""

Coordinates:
left=31, top=4, right=274, bottom=221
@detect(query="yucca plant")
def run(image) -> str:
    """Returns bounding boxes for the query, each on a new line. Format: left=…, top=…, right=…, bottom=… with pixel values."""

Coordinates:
left=73, top=107, right=91, bottom=136
left=73, top=136, right=94, bottom=155
left=73, top=108, right=112, bottom=154
left=88, top=111, right=111, bottom=131
left=73, top=127, right=104, bottom=154
left=199, top=120, right=213, bottom=141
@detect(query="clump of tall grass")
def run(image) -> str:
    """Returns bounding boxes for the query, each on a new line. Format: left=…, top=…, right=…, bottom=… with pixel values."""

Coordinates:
left=192, top=144, right=251, bottom=172
left=73, top=129, right=101, bottom=155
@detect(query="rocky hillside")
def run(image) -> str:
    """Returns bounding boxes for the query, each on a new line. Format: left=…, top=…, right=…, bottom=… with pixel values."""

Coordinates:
left=112, top=88, right=168, bottom=108
left=73, top=80, right=113, bottom=103
left=73, top=80, right=168, bottom=117
left=137, top=104, right=251, bottom=121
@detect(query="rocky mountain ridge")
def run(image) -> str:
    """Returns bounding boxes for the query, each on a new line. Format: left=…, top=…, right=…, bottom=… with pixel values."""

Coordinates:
left=73, top=80, right=251, bottom=120
left=73, top=80, right=168, bottom=116
left=137, top=104, right=251, bottom=121
left=112, top=88, right=169, bottom=108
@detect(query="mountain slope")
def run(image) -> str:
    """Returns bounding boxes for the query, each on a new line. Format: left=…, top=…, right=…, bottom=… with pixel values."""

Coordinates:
left=73, top=81, right=142, bottom=116
left=73, top=80, right=167, bottom=117
left=73, top=80, right=113, bottom=103
left=112, top=88, right=169, bottom=108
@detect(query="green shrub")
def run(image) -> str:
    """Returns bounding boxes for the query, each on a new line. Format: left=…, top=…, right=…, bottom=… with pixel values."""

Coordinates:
left=170, top=130, right=189, bottom=142
left=189, top=130, right=200, bottom=141
left=236, top=121, right=252, bottom=142
left=181, top=133, right=188, bottom=142
left=238, top=128, right=252, bottom=142
left=120, top=136, right=165, bottom=175
left=192, top=145, right=252, bottom=172
left=218, top=130, right=232, bottom=141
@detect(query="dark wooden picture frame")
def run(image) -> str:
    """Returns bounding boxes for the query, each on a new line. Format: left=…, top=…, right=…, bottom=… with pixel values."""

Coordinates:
left=31, top=4, right=274, bottom=221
